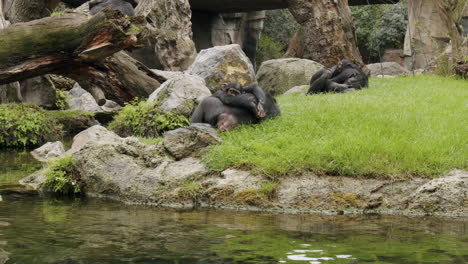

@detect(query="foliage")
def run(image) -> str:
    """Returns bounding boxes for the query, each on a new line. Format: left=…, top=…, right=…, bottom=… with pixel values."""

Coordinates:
left=351, top=2, right=408, bottom=58
left=54, top=89, right=70, bottom=110
left=256, top=35, right=284, bottom=69
left=108, top=99, right=190, bottom=137
left=204, top=76, right=467, bottom=180
left=260, top=181, right=278, bottom=199
left=263, top=9, right=299, bottom=47
left=43, top=155, right=81, bottom=195
left=0, top=104, right=62, bottom=148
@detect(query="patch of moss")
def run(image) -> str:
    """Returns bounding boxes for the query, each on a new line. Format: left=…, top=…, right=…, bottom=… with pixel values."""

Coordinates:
left=235, top=189, right=267, bottom=206
left=206, top=187, right=235, bottom=201
left=178, top=181, right=203, bottom=200
left=42, top=155, right=81, bottom=195
left=108, top=99, right=189, bottom=137
left=260, top=181, right=278, bottom=199
left=330, top=193, right=365, bottom=208
left=136, top=137, right=163, bottom=145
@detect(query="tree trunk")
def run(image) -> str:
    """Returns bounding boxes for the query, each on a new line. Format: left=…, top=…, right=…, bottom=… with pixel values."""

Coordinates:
left=286, top=0, right=364, bottom=68
left=0, top=9, right=162, bottom=104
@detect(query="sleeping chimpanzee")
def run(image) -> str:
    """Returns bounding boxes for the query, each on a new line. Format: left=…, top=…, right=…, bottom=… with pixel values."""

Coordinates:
left=213, top=82, right=267, bottom=119
left=89, top=0, right=135, bottom=16
left=307, top=59, right=368, bottom=94
left=191, top=83, right=280, bottom=131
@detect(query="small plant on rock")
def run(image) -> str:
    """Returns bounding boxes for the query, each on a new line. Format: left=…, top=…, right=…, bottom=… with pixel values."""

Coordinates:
left=43, top=155, right=81, bottom=195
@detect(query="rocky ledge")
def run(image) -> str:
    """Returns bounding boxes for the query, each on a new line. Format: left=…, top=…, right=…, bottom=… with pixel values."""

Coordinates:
left=20, top=125, right=468, bottom=217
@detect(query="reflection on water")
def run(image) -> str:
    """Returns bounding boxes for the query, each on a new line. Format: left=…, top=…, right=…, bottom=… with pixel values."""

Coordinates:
left=0, top=196, right=467, bottom=264
left=0, top=150, right=41, bottom=185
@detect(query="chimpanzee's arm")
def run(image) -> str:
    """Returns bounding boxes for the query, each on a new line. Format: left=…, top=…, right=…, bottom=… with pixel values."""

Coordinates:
left=307, top=69, right=332, bottom=94
left=242, top=84, right=266, bottom=105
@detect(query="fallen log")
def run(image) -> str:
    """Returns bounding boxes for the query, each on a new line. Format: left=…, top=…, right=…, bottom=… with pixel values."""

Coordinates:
left=0, top=9, right=163, bottom=104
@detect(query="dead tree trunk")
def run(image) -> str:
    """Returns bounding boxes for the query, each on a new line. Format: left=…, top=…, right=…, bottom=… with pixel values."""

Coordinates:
left=286, top=0, right=364, bottom=68
left=0, top=9, right=163, bottom=104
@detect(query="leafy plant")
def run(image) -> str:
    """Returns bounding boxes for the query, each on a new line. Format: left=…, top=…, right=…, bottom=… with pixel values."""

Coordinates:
left=54, top=89, right=69, bottom=110
left=256, top=35, right=284, bottom=69
left=0, top=104, right=62, bottom=148
left=108, top=99, right=189, bottom=137
left=178, top=181, right=202, bottom=200
left=43, top=155, right=81, bottom=195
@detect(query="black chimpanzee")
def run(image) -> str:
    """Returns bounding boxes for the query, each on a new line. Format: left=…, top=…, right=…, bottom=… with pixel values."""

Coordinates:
left=213, top=82, right=267, bottom=119
left=307, top=59, right=368, bottom=94
left=191, top=83, right=280, bottom=131
left=89, top=0, right=135, bottom=16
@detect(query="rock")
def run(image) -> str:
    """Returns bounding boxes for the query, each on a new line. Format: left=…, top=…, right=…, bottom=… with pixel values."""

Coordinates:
left=134, top=0, right=197, bottom=71
left=20, top=75, right=57, bottom=109
left=0, top=195, right=2, bottom=202
left=283, top=85, right=309, bottom=95
left=367, top=62, right=410, bottom=77
left=256, top=58, right=323, bottom=95
left=0, top=82, right=21, bottom=104
left=67, top=125, right=124, bottom=154
left=31, top=141, right=65, bottom=162
left=67, top=83, right=102, bottom=112
left=67, top=83, right=120, bottom=112
left=406, top=170, right=468, bottom=215
left=48, top=74, right=76, bottom=91
left=101, top=100, right=121, bottom=112
left=187, top=44, right=256, bottom=92
left=151, top=69, right=184, bottom=81
left=148, top=73, right=211, bottom=116
left=163, top=123, right=221, bottom=160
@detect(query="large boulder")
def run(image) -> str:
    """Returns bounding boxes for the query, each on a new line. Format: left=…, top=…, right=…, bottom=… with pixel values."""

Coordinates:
left=367, top=62, right=410, bottom=77
left=20, top=125, right=220, bottom=204
left=283, top=85, right=309, bottom=95
left=148, top=73, right=211, bottom=116
left=187, top=44, right=256, bottom=92
left=134, top=0, right=197, bottom=71
left=67, top=83, right=121, bottom=113
left=31, top=141, right=65, bottom=162
left=0, top=82, right=21, bottom=104
left=163, top=123, right=221, bottom=160
left=20, top=75, right=57, bottom=109
left=256, top=58, right=323, bottom=95
left=406, top=170, right=468, bottom=215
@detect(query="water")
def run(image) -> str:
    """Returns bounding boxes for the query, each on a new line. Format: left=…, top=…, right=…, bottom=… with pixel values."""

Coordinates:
left=0, top=151, right=467, bottom=264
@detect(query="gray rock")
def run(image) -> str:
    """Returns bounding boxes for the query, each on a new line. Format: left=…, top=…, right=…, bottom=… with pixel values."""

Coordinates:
left=187, top=44, right=256, bottom=92
left=66, top=125, right=124, bottom=154
left=367, top=62, right=410, bottom=77
left=148, top=73, right=211, bottom=116
left=31, top=141, right=65, bottom=162
left=406, top=169, right=468, bottom=215
left=163, top=123, right=221, bottom=160
left=151, top=69, right=184, bottom=81
left=0, top=82, right=21, bottom=104
left=101, top=100, right=121, bottom=112
left=257, top=58, right=323, bottom=95
left=67, top=83, right=102, bottom=112
left=134, top=0, right=197, bottom=71
left=20, top=75, right=57, bottom=109
left=284, top=85, right=309, bottom=95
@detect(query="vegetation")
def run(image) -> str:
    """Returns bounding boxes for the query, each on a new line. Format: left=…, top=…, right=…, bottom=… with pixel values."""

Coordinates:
left=0, top=104, right=62, bottom=148
left=43, top=155, right=81, bottom=195
left=108, top=99, right=189, bottom=137
left=351, top=2, right=408, bottom=60
left=178, top=181, right=203, bottom=200
left=54, top=88, right=70, bottom=110
left=256, top=35, right=284, bottom=69
left=205, top=76, right=467, bottom=180
left=136, top=137, right=163, bottom=145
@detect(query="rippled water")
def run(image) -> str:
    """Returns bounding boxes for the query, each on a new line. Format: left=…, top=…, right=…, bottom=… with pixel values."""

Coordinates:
left=0, top=151, right=467, bottom=264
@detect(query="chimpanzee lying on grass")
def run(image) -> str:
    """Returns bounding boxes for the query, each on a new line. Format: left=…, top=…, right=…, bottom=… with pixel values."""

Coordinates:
left=307, top=59, right=368, bottom=94
left=191, top=83, right=280, bottom=131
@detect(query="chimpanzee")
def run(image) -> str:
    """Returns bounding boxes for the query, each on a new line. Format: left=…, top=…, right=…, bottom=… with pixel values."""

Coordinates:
left=89, top=0, right=135, bottom=16
left=213, top=82, right=267, bottom=119
left=307, top=59, right=368, bottom=94
left=191, top=85, right=280, bottom=131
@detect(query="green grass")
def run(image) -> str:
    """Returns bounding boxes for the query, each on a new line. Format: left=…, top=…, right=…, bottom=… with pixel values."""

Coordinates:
left=204, top=75, right=467, bottom=180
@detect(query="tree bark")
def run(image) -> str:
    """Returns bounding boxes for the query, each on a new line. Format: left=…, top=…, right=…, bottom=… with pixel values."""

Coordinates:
left=0, top=9, right=162, bottom=104
left=286, top=0, right=364, bottom=68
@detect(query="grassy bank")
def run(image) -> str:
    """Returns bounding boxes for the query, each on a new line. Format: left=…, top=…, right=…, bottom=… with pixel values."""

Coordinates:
left=205, top=75, right=467, bottom=179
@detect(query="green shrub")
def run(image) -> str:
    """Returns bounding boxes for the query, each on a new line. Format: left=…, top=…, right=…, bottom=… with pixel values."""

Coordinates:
left=256, top=35, right=284, bottom=69
left=54, top=89, right=69, bottom=110
left=0, top=104, right=62, bottom=148
left=108, top=99, right=189, bottom=137
left=178, top=181, right=202, bottom=200
left=43, top=155, right=81, bottom=195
